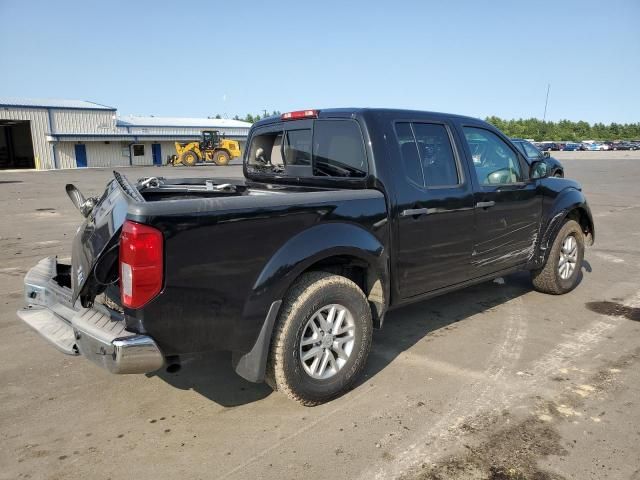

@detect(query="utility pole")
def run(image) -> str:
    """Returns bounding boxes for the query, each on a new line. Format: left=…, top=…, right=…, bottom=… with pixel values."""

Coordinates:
left=263, top=109, right=268, bottom=118
left=543, top=83, right=551, bottom=122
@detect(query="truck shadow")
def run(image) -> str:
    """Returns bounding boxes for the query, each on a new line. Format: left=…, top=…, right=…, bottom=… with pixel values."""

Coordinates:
left=151, top=264, right=590, bottom=407
left=359, top=265, right=589, bottom=386
left=360, top=272, right=535, bottom=385
left=149, top=351, right=273, bottom=407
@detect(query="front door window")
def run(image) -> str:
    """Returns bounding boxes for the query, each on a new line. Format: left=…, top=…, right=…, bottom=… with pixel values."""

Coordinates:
left=464, top=127, right=523, bottom=185
left=521, top=141, right=543, bottom=160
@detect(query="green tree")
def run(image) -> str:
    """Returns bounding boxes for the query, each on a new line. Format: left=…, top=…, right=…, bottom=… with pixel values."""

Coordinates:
left=484, top=117, right=640, bottom=141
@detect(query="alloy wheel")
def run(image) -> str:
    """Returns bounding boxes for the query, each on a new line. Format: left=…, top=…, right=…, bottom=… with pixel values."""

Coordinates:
left=558, top=234, right=578, bottom=280
left=299, top=304, right=356, bottom=380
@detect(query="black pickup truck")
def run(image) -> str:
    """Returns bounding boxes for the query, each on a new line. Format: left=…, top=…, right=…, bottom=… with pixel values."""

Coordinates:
left=18, top=108, right=594, bottom=405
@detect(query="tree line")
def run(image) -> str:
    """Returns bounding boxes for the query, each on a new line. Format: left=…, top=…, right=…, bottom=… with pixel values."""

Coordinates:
left=484, top=116, right=640, bottom=141
left=212, top=111, right=281, bottom=123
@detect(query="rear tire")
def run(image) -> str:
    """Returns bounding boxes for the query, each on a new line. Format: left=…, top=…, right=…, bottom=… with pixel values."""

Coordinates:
left=180, top=151, right=198, bottom=166
left=531, top=219, right=584, bottom=295
left=266, top=272, right=372, bottom=406
left=213, top=150, right=231, bottom=166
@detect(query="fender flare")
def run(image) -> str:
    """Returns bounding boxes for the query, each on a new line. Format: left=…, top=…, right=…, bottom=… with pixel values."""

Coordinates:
left=232, top=222, right=389, bottom=382
left=535, top=188, right=594, bottom=266
left=254, top=222, right=386, bottom=299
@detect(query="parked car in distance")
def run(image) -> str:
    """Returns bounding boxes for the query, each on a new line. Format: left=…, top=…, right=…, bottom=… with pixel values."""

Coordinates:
left=583, top=142, right=603, bottom=151
left=562, top=143, right=583, bottom=151
left=511, top=138, right=564, bottom=177
left=18, top=108, right=595, bottom=406
left=538, top=142, right=562, bottom=151
left=611, top=142, right=638, bottom=151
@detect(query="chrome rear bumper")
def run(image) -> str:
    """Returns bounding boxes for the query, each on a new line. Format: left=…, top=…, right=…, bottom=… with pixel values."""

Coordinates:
left=17, top=257, right=164, bottom=374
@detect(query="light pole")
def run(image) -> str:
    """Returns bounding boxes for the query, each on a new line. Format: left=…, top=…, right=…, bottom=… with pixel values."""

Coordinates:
left=543, top=83, right=551, bottom=122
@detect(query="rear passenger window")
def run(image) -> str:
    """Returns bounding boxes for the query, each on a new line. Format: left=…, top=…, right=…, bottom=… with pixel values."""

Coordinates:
left=396, top=123, right=423, bottom=186
left=312, top=120, right=367, bottom=177
left=396, top=122, right=460, bottom=188
left=412, top=123, right=459, bottom=187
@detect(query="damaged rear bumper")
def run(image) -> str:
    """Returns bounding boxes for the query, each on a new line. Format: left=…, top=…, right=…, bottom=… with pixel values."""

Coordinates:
left=17, top=257, right=164, bottom=374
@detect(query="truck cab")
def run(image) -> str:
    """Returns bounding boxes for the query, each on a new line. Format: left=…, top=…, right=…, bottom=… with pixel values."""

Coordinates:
left=201, top=130, right=220, bottom=149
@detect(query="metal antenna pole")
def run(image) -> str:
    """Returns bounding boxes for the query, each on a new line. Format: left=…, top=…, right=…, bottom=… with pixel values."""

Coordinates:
left=543, top=83, right=551, bottom=122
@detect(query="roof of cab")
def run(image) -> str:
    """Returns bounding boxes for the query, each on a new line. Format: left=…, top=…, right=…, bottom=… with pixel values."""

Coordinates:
left=252, top=108, right=482, bottom=128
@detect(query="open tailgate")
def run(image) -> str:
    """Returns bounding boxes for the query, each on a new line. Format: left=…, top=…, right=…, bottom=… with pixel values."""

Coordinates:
left=71, top=172, right=142, bottom=305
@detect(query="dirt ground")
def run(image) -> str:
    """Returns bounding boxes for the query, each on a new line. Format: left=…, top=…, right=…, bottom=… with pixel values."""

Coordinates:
left=1, top=153, right=639, bottom=480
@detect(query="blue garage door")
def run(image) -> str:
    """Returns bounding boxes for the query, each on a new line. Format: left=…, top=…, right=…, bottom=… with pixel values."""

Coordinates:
left=74, top=144, right=87, bottom=168
left=152, top=143, right=162, bottom=165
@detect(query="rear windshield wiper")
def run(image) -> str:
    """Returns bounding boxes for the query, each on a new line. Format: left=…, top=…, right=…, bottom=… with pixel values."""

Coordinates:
left=314, top=161, right=353, bottom=177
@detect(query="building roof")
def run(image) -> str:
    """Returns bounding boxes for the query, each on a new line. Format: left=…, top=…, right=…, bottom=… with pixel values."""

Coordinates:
left=116, top=115, right=251, bottom=129
left=0, top=97, right=116, bottom=110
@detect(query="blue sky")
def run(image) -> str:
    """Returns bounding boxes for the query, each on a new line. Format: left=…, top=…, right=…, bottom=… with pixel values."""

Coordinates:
left=1, top=0, right=638, bottom=123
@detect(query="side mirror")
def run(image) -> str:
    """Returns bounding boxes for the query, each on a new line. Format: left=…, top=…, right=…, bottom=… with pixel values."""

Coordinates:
left=543, top=151, right=551, bottom=158
left=530, top=160, right=549, bottom=180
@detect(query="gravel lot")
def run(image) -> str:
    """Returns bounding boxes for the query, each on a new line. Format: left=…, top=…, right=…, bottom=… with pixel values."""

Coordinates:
left=1, top=153, right=639, bottom=480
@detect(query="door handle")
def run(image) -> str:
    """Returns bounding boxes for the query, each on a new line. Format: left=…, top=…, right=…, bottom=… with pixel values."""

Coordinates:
left=400, top=208, right=430, bottom=217
left=476, top=201, right=496, bottom=209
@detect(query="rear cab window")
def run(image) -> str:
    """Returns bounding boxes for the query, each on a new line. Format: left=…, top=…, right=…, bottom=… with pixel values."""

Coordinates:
left=246, top=119, right=368, bottom=179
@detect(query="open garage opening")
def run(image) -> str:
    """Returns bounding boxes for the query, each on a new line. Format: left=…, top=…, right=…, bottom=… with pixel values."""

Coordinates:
left=0, top=120, right=35, bottom=169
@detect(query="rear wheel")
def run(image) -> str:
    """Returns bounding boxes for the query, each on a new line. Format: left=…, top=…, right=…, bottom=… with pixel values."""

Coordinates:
left=213, top=150, right=231, bottom=166
left=531, top=219, right=584, bottom=295
left=180, top=151, right=198, bottom=166
left=266, top=272, right=372, bottom=406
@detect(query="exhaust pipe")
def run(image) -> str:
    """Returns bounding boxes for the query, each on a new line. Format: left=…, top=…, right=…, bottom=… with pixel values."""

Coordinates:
left=165, top=355, right=182, bottom=374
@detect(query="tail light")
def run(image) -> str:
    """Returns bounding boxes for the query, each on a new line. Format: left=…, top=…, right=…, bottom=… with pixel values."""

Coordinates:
left=281, top=109, right=319, bottom=121
left=119, top=220, right=163, bottom=309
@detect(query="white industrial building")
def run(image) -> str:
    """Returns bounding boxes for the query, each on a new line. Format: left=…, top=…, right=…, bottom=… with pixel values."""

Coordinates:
left=0, top=98, right=251, bottom=170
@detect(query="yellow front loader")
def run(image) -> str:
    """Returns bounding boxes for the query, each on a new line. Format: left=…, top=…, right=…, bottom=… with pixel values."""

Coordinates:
left=169, top=130, right=241, bottom=166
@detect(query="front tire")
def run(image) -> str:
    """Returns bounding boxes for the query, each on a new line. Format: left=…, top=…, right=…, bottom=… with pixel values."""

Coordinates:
left=213, top=150, right=231, bottom=166
left=180, top=151, right=198, bottom=166
left=266, top=272, right=372, bottom=406
left=531, top=219, right=584, bottom=294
